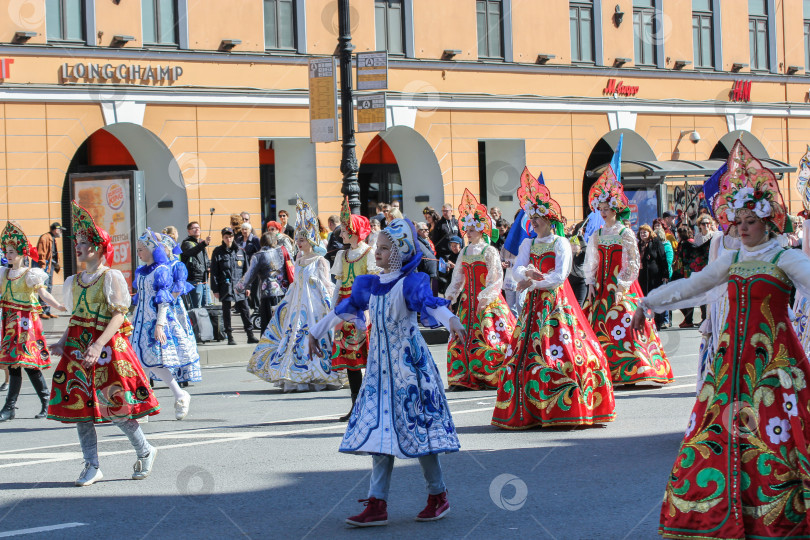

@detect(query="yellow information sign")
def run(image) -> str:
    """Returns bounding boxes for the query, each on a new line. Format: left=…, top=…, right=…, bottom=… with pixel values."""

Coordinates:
left=357, top=93, right=386, bottom=133
left=308, top=57, right=338, bottom=143
left=356, top=51, right=388, bottom=91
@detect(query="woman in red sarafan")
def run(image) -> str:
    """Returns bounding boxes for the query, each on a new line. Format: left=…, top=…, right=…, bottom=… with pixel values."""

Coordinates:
left=582, top=159, right=673, bottom=386
left=0, top=221, right=67, bottom=421
left=492, top=168, right=615, bottom=429
left=635, top=140, right=810, bottom=539
left=444, top=188, right=515, bottom=390
left=47, top=201, right=160, bottom=487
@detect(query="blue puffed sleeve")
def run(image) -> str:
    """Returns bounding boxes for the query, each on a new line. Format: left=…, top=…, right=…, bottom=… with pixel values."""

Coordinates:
left=335, top=274, right=377, bottom=327
left=403, top=271, right=450, bottom=328
left=151, top=264, right=175, bottom=307
left=170, top=260, right=194, bottom=296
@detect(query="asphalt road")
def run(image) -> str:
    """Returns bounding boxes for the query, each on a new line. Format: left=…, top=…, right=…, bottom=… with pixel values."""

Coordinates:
left=0, top=323, right=702, bottom=539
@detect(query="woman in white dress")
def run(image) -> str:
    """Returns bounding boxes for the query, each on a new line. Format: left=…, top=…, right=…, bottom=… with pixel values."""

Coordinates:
left=246, top=197, right=345, bottom=392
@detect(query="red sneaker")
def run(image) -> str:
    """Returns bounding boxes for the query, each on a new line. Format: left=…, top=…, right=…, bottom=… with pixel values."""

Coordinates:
left=415, top=491, right=450, bottom=521
left=346, top=498, right=388, bottom=527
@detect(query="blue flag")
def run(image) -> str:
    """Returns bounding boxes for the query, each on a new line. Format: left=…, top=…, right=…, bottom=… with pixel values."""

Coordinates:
left=583, top=135, right=624, bottom=243
left=503, top=209, right=536, bottom=256
left=703, top=162, right=727, bottom=220
left=538, top=172, right=545, bottom=185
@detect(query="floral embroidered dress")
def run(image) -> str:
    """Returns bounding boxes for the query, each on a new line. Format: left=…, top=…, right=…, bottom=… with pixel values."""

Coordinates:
left=312, top=270, right=460, bottom=458
left=492, top=235, right=615, bottom=429
left=330, top=243, right=377, bottom=371
left=131, top=263, right=199, bottom=375
left=445, top=240, right=514, bottom=389
left=0, top=266, right=51, bottom=369
left=47, top=268, right=160, bottom=422
left=642, top=239, right=810, bottom=539
left=582, top=222, right=673, bottom=385
left=247, top=254, right=346, bottom=391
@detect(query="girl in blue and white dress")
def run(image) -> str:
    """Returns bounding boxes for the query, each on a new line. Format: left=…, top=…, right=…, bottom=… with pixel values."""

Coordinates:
left=158, top=235, right=201, bottom=387
left=131, top=229, right=197, bottom=420
left=309, top=218, right=466, bottom=528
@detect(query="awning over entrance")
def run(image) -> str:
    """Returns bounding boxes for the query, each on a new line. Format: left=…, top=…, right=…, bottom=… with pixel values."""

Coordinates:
left=587, top=157, right=795, bottom=181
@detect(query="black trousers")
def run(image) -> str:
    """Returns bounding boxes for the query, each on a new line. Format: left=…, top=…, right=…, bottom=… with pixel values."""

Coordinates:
left=259, top=296, right=281, bottom=333
left=4, top=366, right=48, bottom=406
left=222, top=299, right=251, bottom=334
left=568, top=276, right=587, bottom=307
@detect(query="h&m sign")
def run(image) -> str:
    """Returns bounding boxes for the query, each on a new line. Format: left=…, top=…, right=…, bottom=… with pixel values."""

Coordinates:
left=60, top=63, right=183, bottom=84
left=730, top=80, right=752, bottom=102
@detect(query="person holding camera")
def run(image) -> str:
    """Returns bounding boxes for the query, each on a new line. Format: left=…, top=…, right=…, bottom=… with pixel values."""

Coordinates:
left=210, top=227, right=257, bottom=345
left=180, top=221, right=211, bottom=309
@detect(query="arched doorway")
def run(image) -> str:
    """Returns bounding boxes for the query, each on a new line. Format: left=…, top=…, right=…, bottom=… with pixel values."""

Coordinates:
left=61, top=123, right=189, bottom=280
left=358, top=135, right=402, bottom=217
left=360, top=126, right=444, bottom=219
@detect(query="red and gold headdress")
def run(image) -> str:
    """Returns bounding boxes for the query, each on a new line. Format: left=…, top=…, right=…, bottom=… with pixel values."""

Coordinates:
left=517, top=168, right=564, bottom=225
left=458, top=188, right=497, bottom=243
left=587, top=165, right=629, bottom=216
left=1, top=221, right=28, bottom=255
left=340, top=196, right=371, bottom=241
left=714, top=140, right=789, bottom=234
left=71, top=200, right=114, bottom=266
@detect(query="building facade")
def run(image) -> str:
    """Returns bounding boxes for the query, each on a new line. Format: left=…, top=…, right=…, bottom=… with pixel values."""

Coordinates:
left=1, top=0, right=810, bottom=280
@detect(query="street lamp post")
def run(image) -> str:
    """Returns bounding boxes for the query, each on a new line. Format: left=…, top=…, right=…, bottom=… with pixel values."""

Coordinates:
left=337, top=0, right=360, bottom=215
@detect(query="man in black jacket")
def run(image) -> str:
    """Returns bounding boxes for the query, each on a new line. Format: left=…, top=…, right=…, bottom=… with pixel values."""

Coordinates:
left=431, top=203, right=461, bottom=262
left=325, top=219, right=346, bottom=268
left=210, top=227, right=257, bottom=345
left=180, top=221, right=211, bottom=309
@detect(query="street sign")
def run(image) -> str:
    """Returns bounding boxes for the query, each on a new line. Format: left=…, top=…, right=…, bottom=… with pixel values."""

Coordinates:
left=308, top=57, right=338, bottom=143
left=356, top=51, right=388, bottom=91
left=357, top=93, right=386, bottom=133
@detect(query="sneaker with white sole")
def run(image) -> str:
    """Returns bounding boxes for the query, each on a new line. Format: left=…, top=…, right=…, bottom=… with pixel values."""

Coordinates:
left=75, top=462, right=103, bottom=486
left=132, top=446, right=157, bottom=480
left=174, top=391, right=191, bottom=420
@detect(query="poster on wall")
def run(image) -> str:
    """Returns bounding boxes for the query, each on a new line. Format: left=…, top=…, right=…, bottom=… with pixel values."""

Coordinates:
left=70, top=171, right=145, bottom=289
left=624, top=188, right=659, bottom=231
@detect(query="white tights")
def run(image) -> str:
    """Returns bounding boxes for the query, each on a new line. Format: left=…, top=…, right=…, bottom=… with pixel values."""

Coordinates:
left=150, top=367, right=184, bottom=400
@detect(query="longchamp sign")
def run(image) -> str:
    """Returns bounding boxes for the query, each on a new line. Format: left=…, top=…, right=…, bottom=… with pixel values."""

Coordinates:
left=60, top=62, right=184, bottom=84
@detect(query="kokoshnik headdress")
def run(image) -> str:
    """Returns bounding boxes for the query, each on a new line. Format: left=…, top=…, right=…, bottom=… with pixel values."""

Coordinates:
left=380, top=218, right=421, bottom=274
left=796, top=144, right=810, bottom=214
left=1, top=221, right=28, bottom=256
left=714, top=139, right=790, bottom=234
left=517, top=167, right=566, bottom=235
left=138, top=228, right=169, bottom=264
left=160, top=234, right=183, bottom=260
left=340, top=196, right=371, bottom=241
left=587, top=162, right=630, bottom=221
left=295, top=195, right=320, bottom=247
left=71, top=200, right=114, bottom=266
left=458, top=188, right=499, bottom=244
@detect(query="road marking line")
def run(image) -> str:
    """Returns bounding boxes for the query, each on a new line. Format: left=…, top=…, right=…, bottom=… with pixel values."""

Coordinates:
left=0, top=404, right=496, bottom=468
left=0, top=523, right=87, bottom=538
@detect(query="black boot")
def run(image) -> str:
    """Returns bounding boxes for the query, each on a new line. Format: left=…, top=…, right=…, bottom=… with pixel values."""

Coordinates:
left=227, top=332, right=237, bottom=346
left=0, top=368, right=22, bottom=422
left=339, top=393, right=358, bottom=422
left=246, top=329, right=259, bottom=344
left=26, top=368, right=50, bottom=419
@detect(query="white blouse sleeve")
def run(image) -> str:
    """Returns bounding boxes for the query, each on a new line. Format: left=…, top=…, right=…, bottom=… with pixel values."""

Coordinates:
left=103, top=269, right=132, bottom=313
left=62, top=275, right=74, bottom=313
left=778, top=249, right=810, bottom=302
left=444, top=253, right=466, bottom=304
left=25, top=267, right=49, bottom=289
left=513, top=238, right=533, bottom=281
left=533, top=237, right=572, bottom=291
left=316, top=257, right=335, bottom=303
left=478, top=246, right=504, bottom=306
left=330, top=250, right=344, bottom=277
left=617, top=227, right=640, bottom=292
left=640, top=250, right=734, bottom=314
left=583, top=233, right=599, bottom=286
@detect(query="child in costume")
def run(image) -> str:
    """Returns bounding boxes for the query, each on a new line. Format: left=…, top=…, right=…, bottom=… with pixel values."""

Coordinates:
left=444, top=189, right=515, bottom=390
left=48, top=201, right=160, bottom=486
left=247, top=197, right=345, bottom=391
left=330, top=196, right=378, bottom=420
left=131, top=229, right=196, bottom=420
left=158, top=234, right=201, bottom=388
left=0, top=221, right=66, bottom=421
left=492, top=169, right=615, bottom=429
left=634, top=140, right=810, bottom=540
left=309, top=218, right=465, bottom=527
left=582, top=163, right=673, bottom=385
left=792, top=145, right=810, bottom=355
